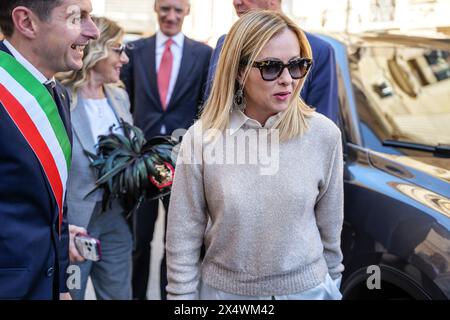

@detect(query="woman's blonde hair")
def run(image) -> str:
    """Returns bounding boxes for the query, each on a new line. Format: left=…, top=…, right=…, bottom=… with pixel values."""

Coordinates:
left=201, top=10, right=314, bottom=142
left=58, top=16, right=124, bottom=105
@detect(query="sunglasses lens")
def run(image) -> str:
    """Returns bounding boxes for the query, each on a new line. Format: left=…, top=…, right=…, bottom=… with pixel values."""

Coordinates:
left=261, top=62, right=283, bottom=81
left=288, top=60, right=309, bottom=79
left=255, top=59, right=311, bottom=81
left=288, top=64, right=302, bottom=79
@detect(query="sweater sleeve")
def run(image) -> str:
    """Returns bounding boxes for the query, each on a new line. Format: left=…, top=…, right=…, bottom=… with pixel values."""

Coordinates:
left=315, top=136, right=345, bottom=280
left=166, top=128, right=208, bottom=300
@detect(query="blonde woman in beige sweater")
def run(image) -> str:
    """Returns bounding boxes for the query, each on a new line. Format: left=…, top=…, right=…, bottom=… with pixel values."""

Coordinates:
left=166, top=10, right=344, bottom=300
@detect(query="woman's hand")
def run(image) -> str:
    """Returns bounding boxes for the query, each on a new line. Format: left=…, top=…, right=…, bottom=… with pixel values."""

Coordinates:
left=60, top=292, right=72, bottom=300
left=68, top=224, right=87, bottom=263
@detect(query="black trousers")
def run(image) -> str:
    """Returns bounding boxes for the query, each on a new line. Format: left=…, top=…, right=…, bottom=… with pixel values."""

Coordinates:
left=131, top=196, right=170, bottom=300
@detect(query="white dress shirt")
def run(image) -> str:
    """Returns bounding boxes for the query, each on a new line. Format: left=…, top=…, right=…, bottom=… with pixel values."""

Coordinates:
left=155, top=31, right=184, bottom=134
left=228, top=109, right=283, bottom=135
left=83, top=98, right=123, bottom=144
left=3, top=39, right=56, bottom=87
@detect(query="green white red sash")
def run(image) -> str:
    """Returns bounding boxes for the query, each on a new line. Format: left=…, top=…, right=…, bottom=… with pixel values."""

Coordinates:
left=0, top=50, right=71, bottom=234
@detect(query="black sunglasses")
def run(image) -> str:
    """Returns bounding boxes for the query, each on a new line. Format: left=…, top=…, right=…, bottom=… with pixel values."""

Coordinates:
left=252, top=58, right=312, bottom=81
left=111, top=44, right=126, bottom=56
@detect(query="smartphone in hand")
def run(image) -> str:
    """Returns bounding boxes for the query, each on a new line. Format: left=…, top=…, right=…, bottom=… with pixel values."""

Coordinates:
left=74, top=234, right=102, bottom=261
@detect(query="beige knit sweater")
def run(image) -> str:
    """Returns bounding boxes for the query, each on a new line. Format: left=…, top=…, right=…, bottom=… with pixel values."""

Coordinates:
left=166, top=111, right=344, bottom=299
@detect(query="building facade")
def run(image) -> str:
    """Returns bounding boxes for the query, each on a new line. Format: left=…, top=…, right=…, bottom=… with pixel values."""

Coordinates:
left=92, top=0, right=450, bottom=45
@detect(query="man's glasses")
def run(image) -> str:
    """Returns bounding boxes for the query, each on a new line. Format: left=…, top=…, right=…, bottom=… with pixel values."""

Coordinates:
left=111, top=44, right=126, bottom=56
left=251, top=58, right=312, bottom=81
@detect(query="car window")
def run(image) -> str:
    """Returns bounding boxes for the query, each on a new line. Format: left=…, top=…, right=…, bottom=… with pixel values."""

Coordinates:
left=350, top=43, right=450, bottom=147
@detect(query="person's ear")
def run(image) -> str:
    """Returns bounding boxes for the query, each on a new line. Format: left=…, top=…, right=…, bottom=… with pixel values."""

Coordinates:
left=11, top=7, right=38, bottom=39
left=186, top=4, right=191, bottom=16
left=237, top=69, right=244, bottom=85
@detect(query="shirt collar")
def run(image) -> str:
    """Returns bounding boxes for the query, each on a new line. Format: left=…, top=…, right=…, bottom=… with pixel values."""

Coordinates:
left=228, top=109, right=283, bottom=135
left=3, top=39, right=55, bottom=85
left=156, top=30, right=184, bottom=49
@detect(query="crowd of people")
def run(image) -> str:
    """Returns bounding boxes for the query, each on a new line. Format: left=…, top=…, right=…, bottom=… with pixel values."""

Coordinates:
left=0, top=0, right=343, bottom=300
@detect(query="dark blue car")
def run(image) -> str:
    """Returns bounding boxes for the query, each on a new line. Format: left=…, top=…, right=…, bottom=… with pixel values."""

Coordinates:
left=320, top=32, right=450, bottom=299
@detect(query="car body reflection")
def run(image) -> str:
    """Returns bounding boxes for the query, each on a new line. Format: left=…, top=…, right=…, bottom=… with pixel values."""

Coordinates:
left=320, top=32, right=450, bottom=299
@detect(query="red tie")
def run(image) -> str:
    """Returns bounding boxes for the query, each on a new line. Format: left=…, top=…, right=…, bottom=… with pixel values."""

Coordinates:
left=158, top=38, right=173, bottom=111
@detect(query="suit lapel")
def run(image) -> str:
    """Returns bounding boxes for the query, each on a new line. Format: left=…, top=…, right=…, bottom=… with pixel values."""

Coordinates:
left=140, top=36, right=162, bottom=109
left=168, top=37, right=196, bottom=110
left=71, top=93, right=96, bottom=154
left=0, top=41, right=12, bottom=56
left=104, top=85, right=132, bottom=124
left=54, top=83, right=73, bottom=143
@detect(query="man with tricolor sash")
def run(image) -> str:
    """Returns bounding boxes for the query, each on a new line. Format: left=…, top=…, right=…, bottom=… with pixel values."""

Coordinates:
left=0, top=0, right=98, bottom=299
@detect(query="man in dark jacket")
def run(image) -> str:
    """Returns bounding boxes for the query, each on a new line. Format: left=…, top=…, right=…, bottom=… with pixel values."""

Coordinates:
left=120, top=0, right=212, bottom=300
left=0, top=0, right=98, bottom=299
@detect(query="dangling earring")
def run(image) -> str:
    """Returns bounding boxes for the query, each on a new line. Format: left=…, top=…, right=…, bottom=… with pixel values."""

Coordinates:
left=233, top=85, right=246, bottom=112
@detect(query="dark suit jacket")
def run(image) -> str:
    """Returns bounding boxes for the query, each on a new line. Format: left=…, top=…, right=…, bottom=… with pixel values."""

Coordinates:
left=204, top=32, right=339, bottom=123
left=120, top=34, right=212, bottom=139
left=0, top=41, right=71, bottom=299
